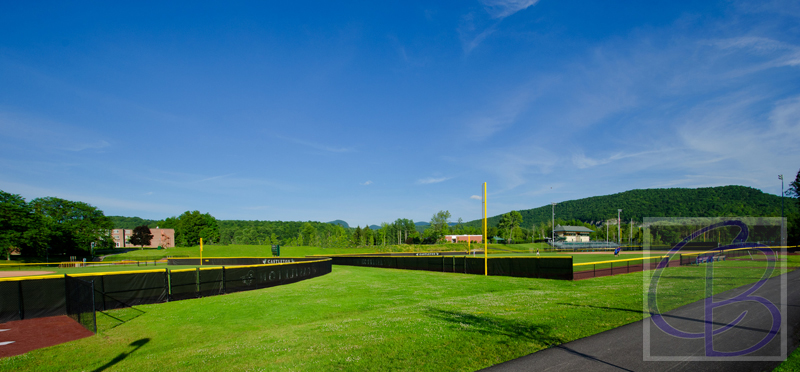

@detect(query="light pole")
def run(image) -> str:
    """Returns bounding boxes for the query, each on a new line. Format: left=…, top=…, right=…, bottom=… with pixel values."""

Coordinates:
left=551, top=202, right=557, bottom=245
left=618, top=209, right=622, bottom=245
left=780, top=174, right=785, bottom=246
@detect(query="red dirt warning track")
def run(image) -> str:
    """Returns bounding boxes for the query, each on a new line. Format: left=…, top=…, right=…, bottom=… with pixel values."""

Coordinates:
left=0, top=315, right=93, bottom=358
left=0, top=271, right=55, bottom=278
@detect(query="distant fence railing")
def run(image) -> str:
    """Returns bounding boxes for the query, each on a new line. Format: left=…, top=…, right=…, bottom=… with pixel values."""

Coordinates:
left=548, top=241, right=621, bottom=251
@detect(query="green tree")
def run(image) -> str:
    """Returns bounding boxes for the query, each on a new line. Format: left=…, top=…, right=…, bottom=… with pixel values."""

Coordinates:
left=176, top=211, right=219, bottom=247
left=301, top=222, right=317, bottom=246
left=429, top=210, right=451, bottom=241
left=786, top=168, right=800, bottom=245
left=129, top=225, right=154, bottom=249
left=353, top=226, right=362, bottom=246
left=30, top=197, right=112, bottom=256
left=0, top=191, right=38, bottom=259
left=498, top=211, right=523, bottom=243
left=363, top=226, right=374, bottom=246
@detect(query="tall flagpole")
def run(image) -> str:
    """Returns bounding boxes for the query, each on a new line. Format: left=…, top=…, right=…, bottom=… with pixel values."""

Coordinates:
left=484, top=182, right=487, bottom=276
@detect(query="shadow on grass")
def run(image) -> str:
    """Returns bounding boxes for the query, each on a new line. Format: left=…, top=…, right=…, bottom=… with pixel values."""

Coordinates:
left=91, top=338, right=150, bottom=372
left=426, top=308, right=636, bottom=371
left=424, top=308, right=564, bottom=346
left=558, top=303, right=772, bottom=333
left=98, top=306, right=146, bottom=331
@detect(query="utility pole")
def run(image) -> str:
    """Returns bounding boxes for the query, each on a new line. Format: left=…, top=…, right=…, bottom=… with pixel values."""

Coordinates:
left=618, top=209, right=622, bottom=245
left=780, top=174, right=785, bottom=246
left=551, top=202, right=557, bottom=245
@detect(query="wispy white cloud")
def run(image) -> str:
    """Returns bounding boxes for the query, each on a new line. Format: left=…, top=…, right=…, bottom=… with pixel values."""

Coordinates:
left=0, top=112, right=112, bottom=153
left=458, top=0, right=539, bottom=53
left=243, top=205, right=270, bottom=210
left=194, top=173, right=236, bottom=183
left=470, top=195, right=482, bottom=200
left=361, top=180, right=373, bottom=186
left=417, top=177, right=451, bottom=185
left=276, top=135, right=354, bottom=153
left=480, top=0, right=539, bottom=19
left=572, top=150, right=667, bottom=169
left=0, top=180, right=180, bottom=215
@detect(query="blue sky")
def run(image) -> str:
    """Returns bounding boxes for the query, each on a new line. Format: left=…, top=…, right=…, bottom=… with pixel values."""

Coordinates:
left=1, top=1, right=799, bottom=227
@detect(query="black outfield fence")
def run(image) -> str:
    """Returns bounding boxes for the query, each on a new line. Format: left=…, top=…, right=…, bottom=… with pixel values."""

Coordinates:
left=573, top=256, right=678, bottom=280
left=328, top=255, right=573, bottom=280
left=679, top=248, right=765, bottom=265
left=65, top=276, right=96, bottom=333
left=311, top=251, right=474, bottom=258
left=0, top=258, right=332, bottom=324
left=167, top=257, right=321, bottom=266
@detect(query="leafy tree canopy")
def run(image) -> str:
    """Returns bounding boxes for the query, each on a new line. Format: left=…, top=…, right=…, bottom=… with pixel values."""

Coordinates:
left=129, top=225, right=154, bottom=248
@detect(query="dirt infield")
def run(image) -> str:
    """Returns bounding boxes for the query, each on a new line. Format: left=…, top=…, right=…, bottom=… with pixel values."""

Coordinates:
left=0, top=271, right=55, bottom=278
left=0, top=315, right=93, bottom=358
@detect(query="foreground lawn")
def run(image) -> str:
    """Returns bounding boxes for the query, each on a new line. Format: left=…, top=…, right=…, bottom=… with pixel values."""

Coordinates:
left=1, top=261, right=790, bottom=372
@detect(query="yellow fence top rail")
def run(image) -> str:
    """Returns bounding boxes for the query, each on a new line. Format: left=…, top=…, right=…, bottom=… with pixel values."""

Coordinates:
left=677, top=245, right=795, bottom=257
left=573, top=255, right=669, bottom=267
left=0, top=258, right=331, bottom=282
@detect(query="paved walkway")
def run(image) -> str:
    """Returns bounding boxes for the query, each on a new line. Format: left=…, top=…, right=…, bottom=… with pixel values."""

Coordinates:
left=482, top=269, right=800, bottom=372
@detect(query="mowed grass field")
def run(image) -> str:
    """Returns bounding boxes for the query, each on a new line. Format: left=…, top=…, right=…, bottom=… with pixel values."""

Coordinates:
left=2, top=257, right=796, bottom=372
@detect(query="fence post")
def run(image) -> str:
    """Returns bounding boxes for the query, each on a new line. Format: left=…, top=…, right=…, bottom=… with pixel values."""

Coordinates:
left=101, top=276, right=106, bottom=311
left=165, top=269, right=170, bottom=302
left=222, top=266, right=227, bottom=294
left=593, top=263, right=596, bottom=278
left=90, top=280, right=97, bottom=333
left=64, top=274, right=69, bottom=315
left=196, top=267, right=200, bottom=298
left=18, top=281, right=24, bottom=320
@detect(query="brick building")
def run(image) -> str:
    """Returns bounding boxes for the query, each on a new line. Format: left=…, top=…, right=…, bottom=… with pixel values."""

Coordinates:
left=111, top=228, right=175, bottom=248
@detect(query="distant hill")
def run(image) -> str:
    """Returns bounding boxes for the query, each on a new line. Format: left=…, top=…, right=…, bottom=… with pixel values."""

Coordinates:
left=326, top=220, right=350, bottom=228
left=463, top=185, right=783, bottom=228
left=108, top=216, right=159, bottom=229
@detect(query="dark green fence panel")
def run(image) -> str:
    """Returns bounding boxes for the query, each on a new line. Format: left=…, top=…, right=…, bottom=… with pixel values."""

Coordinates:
left=20, top=278, right=66, bottom=319
left=198, top=268, right=224, bottom=297
left=329, top=255, right=573, bottom=280
left=169, top=270, right=199, bottom=301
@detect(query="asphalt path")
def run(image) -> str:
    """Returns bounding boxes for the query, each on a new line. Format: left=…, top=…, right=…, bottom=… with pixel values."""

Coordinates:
left=481, top=268, right=800, bottom=372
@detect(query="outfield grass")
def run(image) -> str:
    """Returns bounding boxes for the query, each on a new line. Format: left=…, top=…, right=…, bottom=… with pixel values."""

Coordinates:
left=0, top=259, right=793, bottom=371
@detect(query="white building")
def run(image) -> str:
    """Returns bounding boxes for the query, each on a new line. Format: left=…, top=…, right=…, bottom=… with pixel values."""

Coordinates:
left=553, top=225, right=593, bottom=242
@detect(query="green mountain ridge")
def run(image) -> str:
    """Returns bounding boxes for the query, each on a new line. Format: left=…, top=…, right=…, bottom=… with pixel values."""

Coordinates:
left=463, top=185, right=783, bottom=228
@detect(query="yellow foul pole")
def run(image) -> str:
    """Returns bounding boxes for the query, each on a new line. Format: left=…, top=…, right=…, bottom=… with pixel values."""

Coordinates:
left=200, top=238, right=203, bottom=266
left=484, top=182, right=487, bottom=276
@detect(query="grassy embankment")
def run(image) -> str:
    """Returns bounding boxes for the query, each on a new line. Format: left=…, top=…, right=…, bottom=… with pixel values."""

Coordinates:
left=1, top=255, right=796, bottom=372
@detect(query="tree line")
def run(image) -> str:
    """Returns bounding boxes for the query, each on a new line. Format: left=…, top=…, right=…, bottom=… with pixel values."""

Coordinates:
left=0, top=191, right=112, bottom=259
